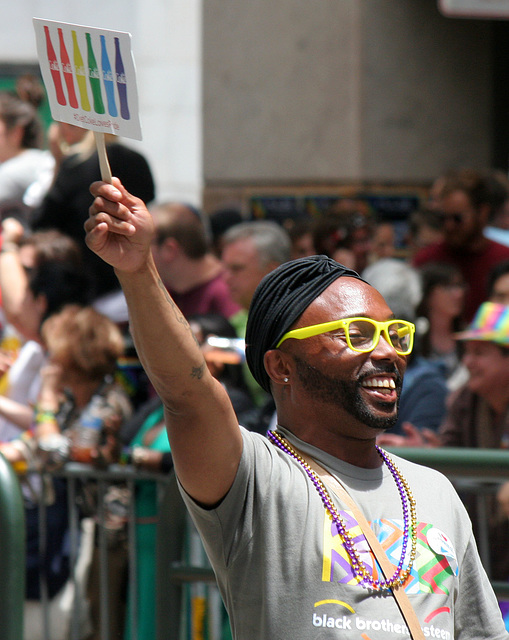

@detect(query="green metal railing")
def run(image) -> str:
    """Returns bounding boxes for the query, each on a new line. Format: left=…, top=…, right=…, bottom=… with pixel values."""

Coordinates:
left=387, top=447, right=509, bottom=600
left=16, top=446, right=509, bottom=639
left=0, top=452, right=26, bottom=640
left=386, top=447, right=509, bottom=479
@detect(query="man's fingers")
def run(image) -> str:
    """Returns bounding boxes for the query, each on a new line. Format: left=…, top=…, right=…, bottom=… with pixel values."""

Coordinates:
left=89, top=194, right=128, bottom=219
left=89, top=178, right=123, bottom=200
left=84, top=212, right=135, bottom=237
left=90, top=177, right=142, bottom=212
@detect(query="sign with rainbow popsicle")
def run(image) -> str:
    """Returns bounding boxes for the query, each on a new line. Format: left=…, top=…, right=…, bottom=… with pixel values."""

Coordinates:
left=33, top=18, right=142, bottom=141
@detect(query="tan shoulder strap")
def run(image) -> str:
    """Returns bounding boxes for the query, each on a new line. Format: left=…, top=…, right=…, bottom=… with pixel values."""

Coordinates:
left=300, top=451, right=425, bottom=640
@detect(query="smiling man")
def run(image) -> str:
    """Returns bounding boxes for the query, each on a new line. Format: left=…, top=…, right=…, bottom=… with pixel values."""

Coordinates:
left=439, top=301, right=509, bottom=449
left=85, top=179, right=507, bottom=640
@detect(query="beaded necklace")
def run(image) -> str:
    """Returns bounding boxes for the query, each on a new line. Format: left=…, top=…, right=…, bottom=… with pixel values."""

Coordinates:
left=268, top=429, right=417, bottom=591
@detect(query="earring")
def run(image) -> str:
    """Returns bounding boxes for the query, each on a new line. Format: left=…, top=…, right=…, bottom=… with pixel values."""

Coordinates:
left=283, top=377, right=289, bottom=383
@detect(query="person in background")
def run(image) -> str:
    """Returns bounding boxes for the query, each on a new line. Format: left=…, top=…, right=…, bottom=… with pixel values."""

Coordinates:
left=287, top=218, right=316, bottom=260
left=85, top=178, right=507, bottom=639
left=312, top=210, right=357, bottom=271
left=0, top=75, right=54, bottom=222
left=483, top=170, right=509, bottom=247
left=412, top=168, right=509, bottom=321
left=23, top=121, right=94, bottom=212
left=404, top=207, right=444, bottom=261
left=0, top=248, right=91, bottom=442
left=0, top=304, right=131, bottom=640
left=433, top=302, right=509, bottom=450
left=370, top=221, right=396, bottom=262
left=208, top=205, right=243, bottom=258
left=150, top=201, right=240, bottom=320
left=361, top=258, right=422, bottom=321
left=221, top=220, right=292, bottom=335
left=414, top=261, right=468, bottom=390
left=31, top=125, right=155, bottom=308
left=437, top=302, right=509, bottom=583
left=313, top=201, right=375, bottom=273
left=488, top=260, right=509, bottom=306
left=0, top=218, right=83, bottom=340
left=221, top=219, right=291, bottom=407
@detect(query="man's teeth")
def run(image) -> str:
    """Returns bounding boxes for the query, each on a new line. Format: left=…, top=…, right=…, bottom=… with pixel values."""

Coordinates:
left=362, top=378, right=396, bottom=389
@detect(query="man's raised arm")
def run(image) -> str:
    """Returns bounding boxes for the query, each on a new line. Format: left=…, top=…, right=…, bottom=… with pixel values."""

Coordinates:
left=85, top=179, right=243, bottom=505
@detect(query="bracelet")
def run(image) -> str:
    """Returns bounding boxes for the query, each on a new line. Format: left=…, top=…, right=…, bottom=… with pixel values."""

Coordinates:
left=34, top=409, right=57, bottom=425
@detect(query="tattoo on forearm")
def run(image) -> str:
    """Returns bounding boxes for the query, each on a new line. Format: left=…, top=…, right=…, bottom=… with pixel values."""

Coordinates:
left=157, top=277, right=201, bottom=348
left=191, top=363, right=205, bottom=379
left=157, top=277, right=189, bottom=327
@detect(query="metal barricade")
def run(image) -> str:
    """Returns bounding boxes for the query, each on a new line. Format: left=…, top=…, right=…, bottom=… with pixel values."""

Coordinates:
left=30, top=448, right=509, bottom=639
left=0, top=452, right=26, bottom=640
left=155, top=472, right=226, bottom=640
left=35, top=462, right=171, bottom=640
left=387, top=447, right=509, bottom=599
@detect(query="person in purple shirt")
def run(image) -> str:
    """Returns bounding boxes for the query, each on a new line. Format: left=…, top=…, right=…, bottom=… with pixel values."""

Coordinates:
left=150, top=201, right=240, bottom=320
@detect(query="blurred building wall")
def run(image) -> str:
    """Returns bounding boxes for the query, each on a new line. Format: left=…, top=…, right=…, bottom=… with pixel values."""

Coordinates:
left=0, top=1, right=498, bottom=206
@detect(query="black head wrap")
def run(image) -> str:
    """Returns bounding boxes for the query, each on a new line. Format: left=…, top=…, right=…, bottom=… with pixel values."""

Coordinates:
left=245, top=255, right=365, bottom=393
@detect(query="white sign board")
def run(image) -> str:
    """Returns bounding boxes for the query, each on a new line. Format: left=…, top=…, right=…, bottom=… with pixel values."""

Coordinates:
left=439, top=0, right=509, bottom=19
left=33, top=18, right=142, bottom=140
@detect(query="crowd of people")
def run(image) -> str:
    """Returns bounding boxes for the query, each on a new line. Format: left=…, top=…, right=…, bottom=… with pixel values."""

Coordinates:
left=0, top=74, right=508, bottom=639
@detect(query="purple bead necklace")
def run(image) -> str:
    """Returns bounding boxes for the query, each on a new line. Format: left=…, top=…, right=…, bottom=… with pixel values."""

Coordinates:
left=268, top=429, right=417, bottom=591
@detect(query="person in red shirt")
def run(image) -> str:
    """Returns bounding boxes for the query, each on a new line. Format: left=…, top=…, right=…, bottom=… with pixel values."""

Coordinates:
left=150, top=201, right=240, bottom=320
left=413, top=168, right=509, bottom=321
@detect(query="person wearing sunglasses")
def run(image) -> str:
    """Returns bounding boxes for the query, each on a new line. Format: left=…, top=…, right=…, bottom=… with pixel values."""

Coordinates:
left=85, top=179, right=507, bottom=640
left=413, top=168, right=509, bottom=322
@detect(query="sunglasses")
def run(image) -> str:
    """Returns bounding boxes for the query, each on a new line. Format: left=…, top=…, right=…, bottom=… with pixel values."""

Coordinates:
left=437, top=211, right=465, bottom=225
left=276, top=317, right=415, bottom=355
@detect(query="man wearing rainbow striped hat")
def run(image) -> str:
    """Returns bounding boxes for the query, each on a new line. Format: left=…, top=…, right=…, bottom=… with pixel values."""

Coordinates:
left=440, top=301, right=509, bottom=450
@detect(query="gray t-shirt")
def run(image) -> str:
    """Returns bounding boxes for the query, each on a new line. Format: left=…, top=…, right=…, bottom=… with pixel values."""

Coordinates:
left=180, top=427, right=508, bottom=639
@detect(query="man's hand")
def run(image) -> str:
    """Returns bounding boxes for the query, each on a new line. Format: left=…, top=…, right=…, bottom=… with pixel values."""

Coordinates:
left=377, top=422, right=442, bottom=448
left=85, top=177, right=155, bottom=274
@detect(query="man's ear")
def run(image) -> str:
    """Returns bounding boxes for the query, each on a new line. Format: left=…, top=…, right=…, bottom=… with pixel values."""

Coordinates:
left=264, top=349, right=292, bottom=387
left=160, top=237, right=180, bottom=261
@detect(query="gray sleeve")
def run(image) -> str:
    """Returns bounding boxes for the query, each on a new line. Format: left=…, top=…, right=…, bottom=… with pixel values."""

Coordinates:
left=454, top=534, right=508, bottom=639
left=178, top=428, right=278, bottom=569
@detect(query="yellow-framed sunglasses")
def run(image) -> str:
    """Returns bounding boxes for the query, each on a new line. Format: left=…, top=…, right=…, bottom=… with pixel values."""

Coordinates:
left=276, top=317, right=415, bottom=355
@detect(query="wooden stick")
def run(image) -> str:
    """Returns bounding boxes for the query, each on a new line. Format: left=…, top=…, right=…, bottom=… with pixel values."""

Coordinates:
left=94, top=131, right=112, bottom=183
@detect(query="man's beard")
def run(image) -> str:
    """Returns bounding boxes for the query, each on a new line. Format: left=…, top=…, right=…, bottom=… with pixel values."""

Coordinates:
left=293, top=355, right=401, bottom=431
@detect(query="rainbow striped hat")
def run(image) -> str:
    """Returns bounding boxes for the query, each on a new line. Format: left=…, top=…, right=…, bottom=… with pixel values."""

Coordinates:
left=455, top=301, right=509, bottom=346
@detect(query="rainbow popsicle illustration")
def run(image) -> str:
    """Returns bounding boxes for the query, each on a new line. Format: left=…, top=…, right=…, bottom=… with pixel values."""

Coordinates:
left=72, top=30, right=91, bottom=111
left=100, top=35, right=118, bottom=117
left=115, top=37, right=130, bottom=120
left=86, top=33, right=105, bottom=114
left=44, top=26, right=66, bottom=105
left=58, top=28, right=78, bottom=108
